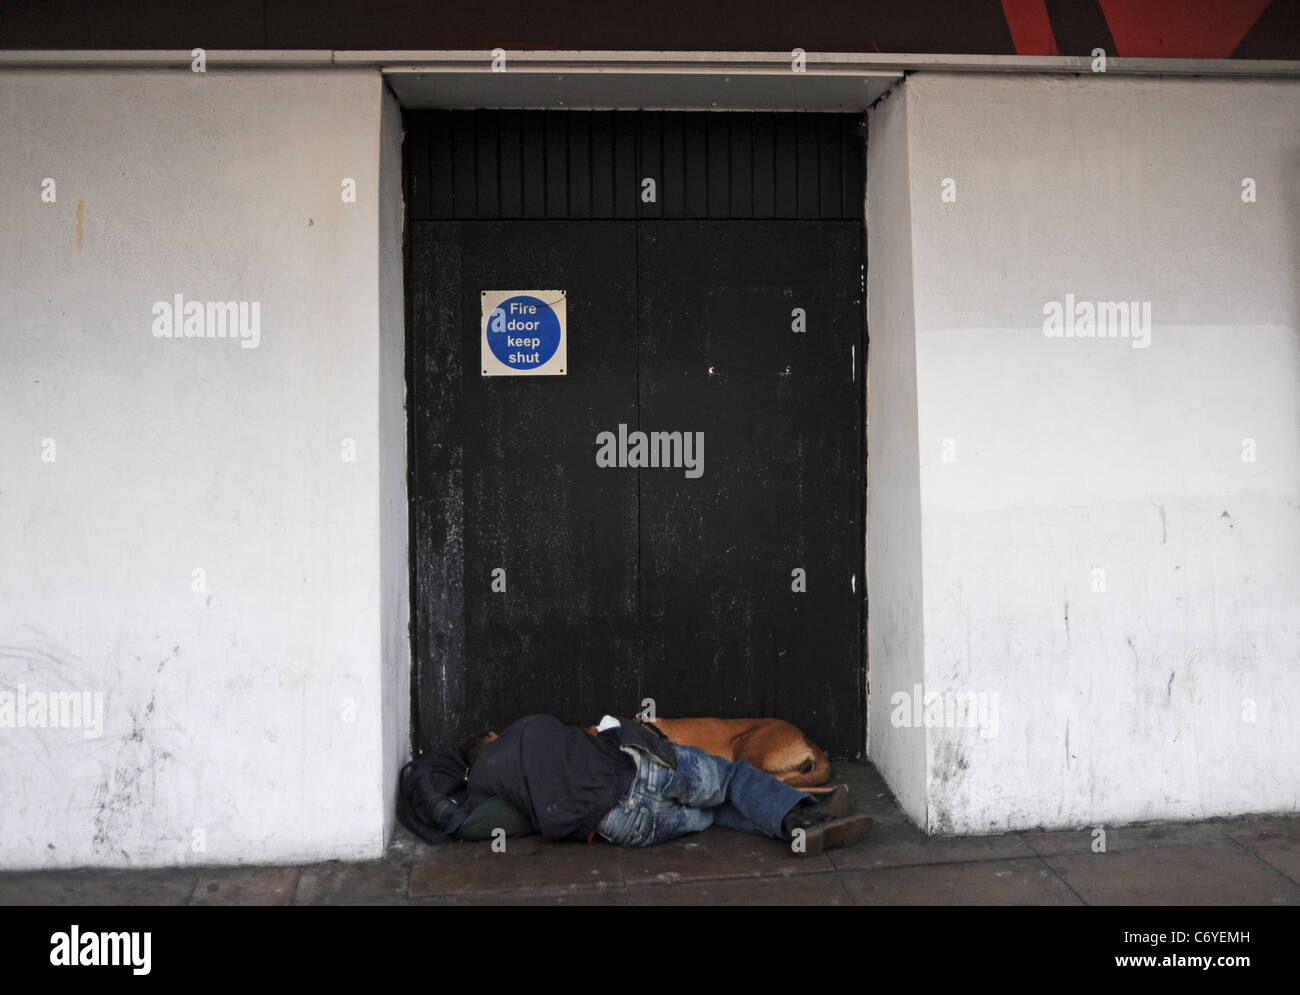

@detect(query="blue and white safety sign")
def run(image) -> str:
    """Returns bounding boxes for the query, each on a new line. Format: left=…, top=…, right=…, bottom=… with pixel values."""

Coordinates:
left=481, top=290, right=567, bottom=376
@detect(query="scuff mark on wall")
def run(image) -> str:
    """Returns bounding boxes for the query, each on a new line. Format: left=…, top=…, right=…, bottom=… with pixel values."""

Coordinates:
left=76, top=199, right=83, bottom=252
left=1152, top=502, right=1166, bottom=543
left=90, top=659, right=172, bottom=859
left=930, top=738, right=970, bottom=834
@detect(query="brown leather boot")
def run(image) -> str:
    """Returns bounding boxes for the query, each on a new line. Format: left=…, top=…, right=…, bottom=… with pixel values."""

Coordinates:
left=782, top=806, right=873, bottom=856
left=811, top=784, right=850, bottom=818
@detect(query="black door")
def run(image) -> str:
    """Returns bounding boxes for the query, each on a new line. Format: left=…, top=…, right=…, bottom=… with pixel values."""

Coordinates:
left=407, top=111, right=865, bottom=757
left=409, top=221, right=642, bottom=739
left=637, top=220, right=864, bottom=748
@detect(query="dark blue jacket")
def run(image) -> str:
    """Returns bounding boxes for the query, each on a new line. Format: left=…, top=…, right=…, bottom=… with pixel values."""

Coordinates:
left=469, top=715, right=637, bottom=841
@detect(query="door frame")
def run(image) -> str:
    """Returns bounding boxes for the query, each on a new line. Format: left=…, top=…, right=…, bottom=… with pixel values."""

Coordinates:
left=394, top=78, right=876, bottom=759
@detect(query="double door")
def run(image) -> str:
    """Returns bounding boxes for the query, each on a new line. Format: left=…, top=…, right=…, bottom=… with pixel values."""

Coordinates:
left=408, top=111, right=865, bottom=756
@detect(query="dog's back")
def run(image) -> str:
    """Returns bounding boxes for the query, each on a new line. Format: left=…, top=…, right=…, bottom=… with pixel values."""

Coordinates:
left=648, top=717, right=831, bottom=787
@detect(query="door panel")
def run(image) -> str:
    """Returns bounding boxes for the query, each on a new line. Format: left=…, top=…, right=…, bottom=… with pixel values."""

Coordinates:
left=636, top=221, right=864, bottom=756
left=410, top=221, right=641, bottom=743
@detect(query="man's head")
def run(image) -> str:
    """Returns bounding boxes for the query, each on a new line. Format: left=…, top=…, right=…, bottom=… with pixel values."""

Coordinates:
left=458, top=728, right=499, bottom=767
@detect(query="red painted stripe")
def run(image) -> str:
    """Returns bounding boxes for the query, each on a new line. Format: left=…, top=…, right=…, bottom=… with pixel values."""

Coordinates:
left=1002, top=0, right=1060, bottom=55
left=1097, top=0, right=1272, bottom=59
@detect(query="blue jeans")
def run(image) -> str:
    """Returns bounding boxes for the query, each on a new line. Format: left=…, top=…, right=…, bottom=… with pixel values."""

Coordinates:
left=596, top=743, right=813, bottom=846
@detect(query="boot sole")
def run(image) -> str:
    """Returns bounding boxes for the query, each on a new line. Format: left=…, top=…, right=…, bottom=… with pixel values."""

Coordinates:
left=796, top=814, right=873, bottom=857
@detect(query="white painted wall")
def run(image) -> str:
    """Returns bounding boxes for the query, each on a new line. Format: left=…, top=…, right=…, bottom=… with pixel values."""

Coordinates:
left=378, top=86, right=410, bottom=845
left=0, top=68, right=406, bottom=868
left=878, top=72, right=1300, bottom=833
left=865, top=85, right=928, bottom=823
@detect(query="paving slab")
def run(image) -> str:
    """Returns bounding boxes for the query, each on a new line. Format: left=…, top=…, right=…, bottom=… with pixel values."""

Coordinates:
left=408, top=834, right=622, bottom=898
left=189, top=867, right=299, bottom=906
left=1042, top=841, right=1300, bottom=906
left=842, top=858, right=1082, bottom=906
left=387, top=823, right=424, bottom=859
left=830, top=809, right=1037, bottom=871
left=0, top=868, right=197, bottom=906
left=628, top=871, right=853, bottom=905
left=294, top=859, right=412, bottom=905
left=1020, top=819, right=1229, bottom=858
left=819, top=761, right=900, bottom=818
left=294, top=826, right=416, bottom=905
left=414, top=886, right=628, bottom=906
left=1216, top=815, right=1300, bottom=884
left=618, top=825, right=833, bottom=885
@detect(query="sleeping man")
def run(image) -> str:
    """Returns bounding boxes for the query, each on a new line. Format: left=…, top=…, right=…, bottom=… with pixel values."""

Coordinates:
left=462, top=713, right=871, bottom=856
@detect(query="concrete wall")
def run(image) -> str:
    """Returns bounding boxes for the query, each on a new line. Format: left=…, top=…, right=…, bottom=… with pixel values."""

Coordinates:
left=884, top=72, right=1300, bottom=833
left=0, top=68, right=404, bottom=868
left=865, top=85, right=928, bottom=823
left=378, top=86, right=410, bottom=845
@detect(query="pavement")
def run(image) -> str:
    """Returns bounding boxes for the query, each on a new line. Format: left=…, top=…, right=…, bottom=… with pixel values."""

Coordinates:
left=2, top=761, right=1297, bottom=905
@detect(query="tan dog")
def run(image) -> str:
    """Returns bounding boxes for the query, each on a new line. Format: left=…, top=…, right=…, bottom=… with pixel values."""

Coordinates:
left=642, top=717, right=832, bottom=790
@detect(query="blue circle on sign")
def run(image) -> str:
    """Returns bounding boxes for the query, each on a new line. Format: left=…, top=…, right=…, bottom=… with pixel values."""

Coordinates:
left=488, top=295, right=561, bottom=369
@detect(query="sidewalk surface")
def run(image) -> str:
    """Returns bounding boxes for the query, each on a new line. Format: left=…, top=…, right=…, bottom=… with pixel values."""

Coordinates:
left=3, top=761, right=1297, bottom=905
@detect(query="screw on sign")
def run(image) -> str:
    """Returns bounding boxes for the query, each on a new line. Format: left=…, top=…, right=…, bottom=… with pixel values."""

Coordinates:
left=488, top=295, right=562, bottom=369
